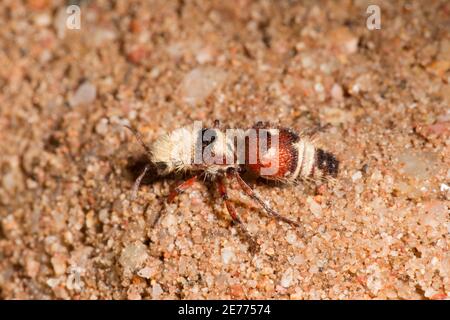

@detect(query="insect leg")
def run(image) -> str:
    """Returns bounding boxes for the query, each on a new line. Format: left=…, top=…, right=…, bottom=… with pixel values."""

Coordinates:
left=303, top=123, right=332, bottom=141
left=124, top=125, right=152, bottom=158
left=131, top=164, right=150, bottom=200
left=168, top=175, right=200, bottom=203
left=217, top=176, right=258, bottom=253
left=230, top=170, right=301, bottom=228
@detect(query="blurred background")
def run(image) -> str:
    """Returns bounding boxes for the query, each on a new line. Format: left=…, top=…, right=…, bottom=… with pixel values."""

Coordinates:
left=0, top=0, right=448, bottom=299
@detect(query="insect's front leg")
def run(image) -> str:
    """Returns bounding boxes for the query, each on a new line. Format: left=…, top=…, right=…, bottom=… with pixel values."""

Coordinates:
left=217, top=175, right=259, bottom=253
left=168, top=175, right=200, bottom=203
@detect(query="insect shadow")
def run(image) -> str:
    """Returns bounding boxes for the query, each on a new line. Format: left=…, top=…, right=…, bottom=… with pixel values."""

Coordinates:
left=124, top=153, right=262, bottom=252
left=125, top=153, right=160, bottom=185
left=127, top=155, right=304, bottom=253
left=125, top=153, right=202, bottom=187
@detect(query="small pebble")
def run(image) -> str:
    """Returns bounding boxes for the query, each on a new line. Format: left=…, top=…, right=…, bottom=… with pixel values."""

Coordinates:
left=95, top=118, right=109, bottom=136
left=46, top=278, right=60, bottom=288
left=119, top=242, right=148, bottom=272
left=137, top=267, right=154, bottom=279
left=179, top=67, right=227, bottom=106
left=151, top=283, right=163, bottom=299
left=221, top=247, right=235, bottom=264
left=229, top=284, right=245, bottom=299
left=285, top=231, right=297, bottom=245
left=51, top=255, right=67, bottom=276
left=33, top=13, right=51, bottom=26
left=352, top=171, right=363, bottom=182
left=328, top=27, right=359, bottom=55
left=307, top=197, right=322, bottom=218
left=280, top=268, right=294, bottom=288
left=331, top=83, right=344, bottom=100
left=69, top=82, right=97, bottom=107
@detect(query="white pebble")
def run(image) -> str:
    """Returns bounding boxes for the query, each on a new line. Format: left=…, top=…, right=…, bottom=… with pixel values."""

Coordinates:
left=46, top=278, right=60, bottom=288
left=331, top=83, right=343, bottom=100
left=196, top=47, right=213, bottom=64
left=180, top=67, right=227, bottom=106
left=292, top=255, right=305, bottom=265
left=95, top=118, right=109, bottom=136
left=424, top=288, right=436, bottom=298
left=2, top=172, right=16, bottom=192
left=162, top=214, right=178, bottom=235
left=307, top=197, right=322, bottom=218
left=314, top=82, right=324, bottom=93
left=137, top=267, right=153, bottom=279
left=285, top=231, right=297, bottom=245
left=119, top=242, right=148, bottom=271
left=221, top=247, right=235, bottom=264
left=367, top=275, right=382, bottom=294
left=151, top=283, right=163, bottom=299
left=280, top=268, right=294, bottom=288
left=370, top=169, right=383, bottom=181
left=301, top=55, right=314, bottom=69
left=352, top=171, right=363, bottom=181
left=431, top=257, right=439, bottom=266
left=69, top=81, right=97, bottom=107
left=92, top=28, right=116, bottom=47
left=34, top=13, right=52, bottom=27
left=98, top=209, right=109, bottom=223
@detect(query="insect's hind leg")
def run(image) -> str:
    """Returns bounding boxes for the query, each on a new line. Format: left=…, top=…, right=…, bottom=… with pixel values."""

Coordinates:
left=229, top=169, right=301, bottom=228
left=217, top=175, right=259, bottom=253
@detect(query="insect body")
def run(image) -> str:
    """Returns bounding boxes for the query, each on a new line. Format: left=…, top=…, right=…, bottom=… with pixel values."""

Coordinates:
left=127, top=121, right=339, bottom=251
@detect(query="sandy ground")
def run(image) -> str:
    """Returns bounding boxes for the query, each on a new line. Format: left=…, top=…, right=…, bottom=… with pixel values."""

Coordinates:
left=0, top=0, right=449, bottom=300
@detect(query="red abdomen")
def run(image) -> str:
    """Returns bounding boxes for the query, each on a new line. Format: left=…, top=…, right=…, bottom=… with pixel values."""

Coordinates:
left=245, top=126, right=300, bottom=181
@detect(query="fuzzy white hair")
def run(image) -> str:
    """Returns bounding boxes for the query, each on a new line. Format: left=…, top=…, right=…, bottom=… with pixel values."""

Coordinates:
left=292, top=139, right=316, bottom=180
left=150, top=126, right=198, bottom=174
left=150, top=125, right=238, bottom=176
